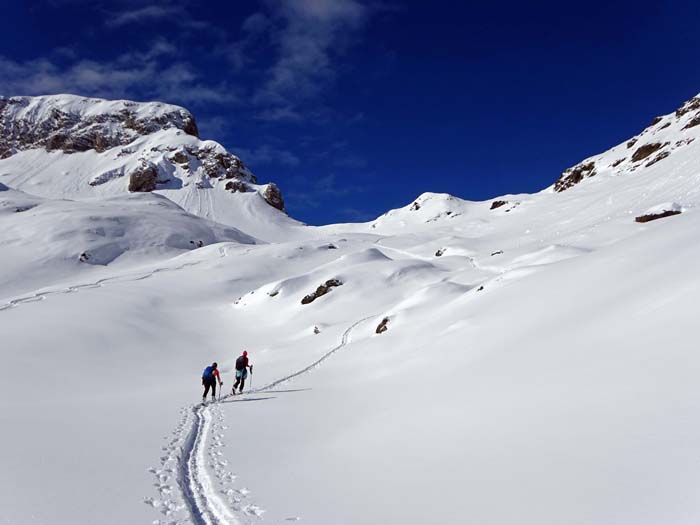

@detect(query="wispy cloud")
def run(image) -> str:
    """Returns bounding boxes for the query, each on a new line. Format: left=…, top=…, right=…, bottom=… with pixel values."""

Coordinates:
left=233, top=144, right=301, bottom=167
left=0, top=40, right=236, bottom=107
left=105, top=5, right=183, bottom=27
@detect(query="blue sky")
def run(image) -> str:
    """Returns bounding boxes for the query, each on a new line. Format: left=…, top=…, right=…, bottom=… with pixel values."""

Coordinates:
left=2, top=0, right=700, bottom=224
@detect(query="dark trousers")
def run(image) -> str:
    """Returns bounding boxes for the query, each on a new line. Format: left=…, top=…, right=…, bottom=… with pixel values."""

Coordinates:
left=233, top=370, right=247, bottom=392
left=203, top=377, right=217, bottom=398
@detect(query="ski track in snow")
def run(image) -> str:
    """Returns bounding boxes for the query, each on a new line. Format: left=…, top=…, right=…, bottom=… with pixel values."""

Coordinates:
left=151, top=316, right=374, bottom=525
left=0, top=245, right=234, bottom=313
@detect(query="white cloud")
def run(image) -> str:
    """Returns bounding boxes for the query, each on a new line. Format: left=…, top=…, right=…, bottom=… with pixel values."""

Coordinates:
left=105, top=5, right=183, bottom=27
left=254, top=0, right=369, bottom=107
left=0, top=41, right=236, bottom=107
left=233, top=144, right=301, bottom=167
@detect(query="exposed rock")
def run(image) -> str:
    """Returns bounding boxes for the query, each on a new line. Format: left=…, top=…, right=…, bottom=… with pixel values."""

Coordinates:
left=650, top=116, right=664, bottom=126
left=477, top=285, right=484, bottom=292
left=554, top=161, right=596, bottom=192
left=263, top=183, right=285, bottom=211
left=490, top=200, right=508, bottom=210
left=659, top=122, right=671, bottom=130
left=79, top=252, right=91, bottom=262
left=435, top=248, right=446, bottom=257
left=683, top=113, right=700, bottom=130
left=376, top=318, right=390, bottom=334
left=189, top=240, right=205, bottom=248
left=631, top=142, right=667, bottom=163
left=410, top=201, right=421, bottom=211
left=169, top=150, right=189, bottom=164
left=491, top=250, right=503, bottom=256
left=627, top=138, right=638, bottom=149
left=635, top=210, right=681, bottom=223
left=128, top=163, right=158, bottom=192
left=301, top=279, right=343, bottom=305
left=645, top=151, right=670, bottom=167
left=327, top=244, right=338, bottom=250
left=0, top=95, right=199, bottom=158
left=611, top=158, right=626, bottom=167
left=675, top=96, right=700, bottom=118
left=225, top=180, right=249, bottom=193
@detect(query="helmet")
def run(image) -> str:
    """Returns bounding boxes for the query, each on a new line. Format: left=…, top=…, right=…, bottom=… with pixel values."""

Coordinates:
left=242, top=351, right=248, bottom=357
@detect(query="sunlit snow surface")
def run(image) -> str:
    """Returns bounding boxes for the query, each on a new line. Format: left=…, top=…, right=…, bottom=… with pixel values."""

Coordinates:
left=1, top=97, right=700, bottom=524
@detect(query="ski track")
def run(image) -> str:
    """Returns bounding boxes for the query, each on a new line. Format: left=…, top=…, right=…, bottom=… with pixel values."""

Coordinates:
left=151, top=316, right=375, bottom=525
left=0, top=244, right=237, bottom=314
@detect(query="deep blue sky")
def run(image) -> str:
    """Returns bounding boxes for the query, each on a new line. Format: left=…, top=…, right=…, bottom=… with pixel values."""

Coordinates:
left=2, top=1, right=700, bottom=224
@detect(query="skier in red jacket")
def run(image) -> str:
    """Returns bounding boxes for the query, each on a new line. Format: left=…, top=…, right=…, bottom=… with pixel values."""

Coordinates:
left=232, top=351, right=253, bottom=394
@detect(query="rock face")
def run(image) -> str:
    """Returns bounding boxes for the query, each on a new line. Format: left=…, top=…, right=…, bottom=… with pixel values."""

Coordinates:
left=128, top=163, right=158, bottom=192
left=0, top=95, right=288, bottom=222
left=301, top=279, right=343, bottom=305
left=553, top=94, right=700, bottom=192
left=376, top=317, right=390, bottom=334
left=0, top=95, right=198, bottom=156
left=263, top=183, right=285, bottom=211
left=490, top=200, right=508, bottom=210
left=635, top=210, right=681, bottom=223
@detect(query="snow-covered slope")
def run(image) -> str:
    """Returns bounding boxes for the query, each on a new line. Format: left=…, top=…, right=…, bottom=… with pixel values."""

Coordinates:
left=0, top=94, right=301, bottom=241
left=1, top=93, right=700, bottom=525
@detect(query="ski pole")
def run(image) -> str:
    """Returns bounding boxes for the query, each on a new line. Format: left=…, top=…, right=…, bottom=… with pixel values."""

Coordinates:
left=249, top=367, right=253, bottom=392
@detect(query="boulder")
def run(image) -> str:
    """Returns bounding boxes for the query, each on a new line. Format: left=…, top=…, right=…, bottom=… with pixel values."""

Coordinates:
left=301, top=279, right=343, bottom=305
left=128, top=163, right=158, bottom=192
left=263, top=183, right=285, bottom=211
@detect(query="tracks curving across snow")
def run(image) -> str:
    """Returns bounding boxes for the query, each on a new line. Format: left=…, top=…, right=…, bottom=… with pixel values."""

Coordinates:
left=151, top=315, right=375, bottom=525
left=0, top=243, right=240, bottom=314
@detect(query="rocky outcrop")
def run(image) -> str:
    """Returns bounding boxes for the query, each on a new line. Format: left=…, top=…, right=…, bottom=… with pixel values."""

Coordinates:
left=128, top=163, right=158, bottom=192
left=301, top=279, right=343, bottom=305
left=631, top=142, right=667, bottom=163
left=225, top=180, right=250, bottom=193
left=376, top=317, right=389, bottom=334
left=0, top=95, right=198, bottom=156
left=490, top=200, right=508, bottom=210
left=635, top=210, right=681, bottom=223
left=554, top=161, right=596, bottom=192
left=263, top=183, right=285, bottom=211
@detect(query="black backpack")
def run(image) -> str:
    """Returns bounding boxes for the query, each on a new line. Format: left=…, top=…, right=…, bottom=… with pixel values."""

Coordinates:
left=235, top=356, right=247, bottom=371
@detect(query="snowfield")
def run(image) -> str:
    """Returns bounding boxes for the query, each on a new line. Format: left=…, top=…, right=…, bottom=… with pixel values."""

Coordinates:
left=1, top=94, right=700, bottom=524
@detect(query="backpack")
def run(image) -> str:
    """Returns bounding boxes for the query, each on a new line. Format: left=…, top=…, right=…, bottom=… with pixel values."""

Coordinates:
left=235, top=356, right=247, bottom=371
left=202, top=366, right=214, bottom=379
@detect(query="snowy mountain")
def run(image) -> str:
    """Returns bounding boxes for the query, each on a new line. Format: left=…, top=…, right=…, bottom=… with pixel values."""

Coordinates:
left=0, top=95, right=300, bottom=241
left=1, top=93, right=700, bottom=525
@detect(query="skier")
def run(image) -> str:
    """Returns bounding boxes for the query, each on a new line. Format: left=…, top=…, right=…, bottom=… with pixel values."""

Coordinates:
left=232, top=351, right=253, bottom=394
left=202, top=362, right=222, bottom=401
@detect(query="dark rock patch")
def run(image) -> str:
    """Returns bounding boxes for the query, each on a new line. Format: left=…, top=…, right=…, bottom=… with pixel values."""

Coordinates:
left=635, top=210, right=681, bottom=223
left=645, top=151, right=671, bottom=167
left=627, top=138, right=638, bottom=149
left=263, top=183, right=285, bottom=211
left=225, top=180, right=249, bottom=193
left=79, top=252, right=91, bottom=262
left=128, top=163, right=158, bottom=192
left=554, top=161, right=596, bottom=192
left=435, top=248, right=445, bottom=257
left=611, top=158, right=626, bottom=167
left=490, top=200, right=508, bottom=210
left=675, top=96, right=700, bottom=118
left=650, top=116, right=663, bottom=126
left=491, top=250, right=503, bottom=256
left=683, top=114, right=700, bottom=130
left=376, top=317, right=390, bottom=334
left=410, top=201, right=421, bottom=211
left=301, top=279, right=343, bottom=305
left=631, top=142, right=667, bottom=163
